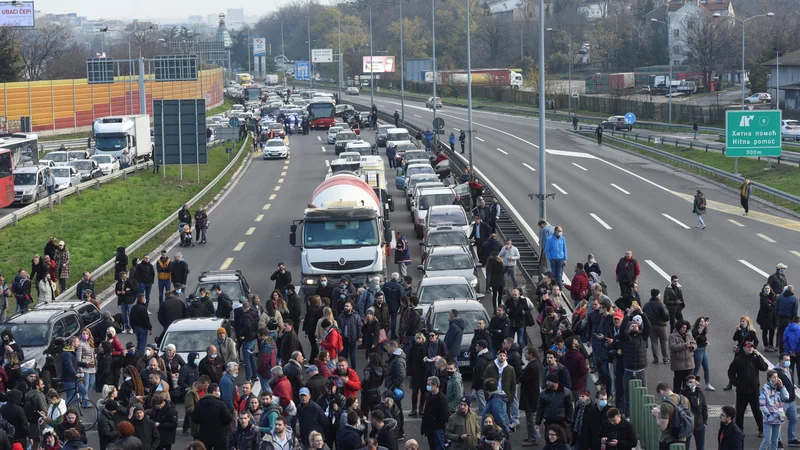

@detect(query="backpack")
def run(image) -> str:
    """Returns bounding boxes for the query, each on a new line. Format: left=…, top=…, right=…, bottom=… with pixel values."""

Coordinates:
left=664, top=394, right=695, bottom=439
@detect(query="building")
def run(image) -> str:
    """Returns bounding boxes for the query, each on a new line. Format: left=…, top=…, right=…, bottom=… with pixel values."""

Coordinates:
left=188, top=15, right=204, bottom=26
left=226, top=8, right=244, bottom=30
left=763, top=49, right=800, bottom=111
left=487, top=0, right=549, bottom=21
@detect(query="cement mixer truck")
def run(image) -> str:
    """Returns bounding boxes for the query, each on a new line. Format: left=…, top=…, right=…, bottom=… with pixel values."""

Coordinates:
left=290, top=173, right=391, bottom=296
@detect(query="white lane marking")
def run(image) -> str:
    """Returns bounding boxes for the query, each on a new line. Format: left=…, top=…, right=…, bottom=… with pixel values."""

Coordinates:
left=453, top=128, right=460, bottom=132
left=246, top=227, right=256, bottom=235
left=572, top=163, right=588, bottom=171
left=321, top=146, right=326, bottom=153
left=317, top=136, right=321, bottom=141
left=739, top=259, right=770, bottom=277
left=551, top=183, right=568, bottom=195
left=269, top=194, right=277, bottom=200
left=262, top=203, right=271, bottom=210
left=596, top=158, right=672, bottom=193
left=645, top=259, right=671, bottom=282
left=496, top=147, right=509, bottom=155
left=728, top=219, right=745, bottom=227
left=757, top=233, right=777, bottom=243
left=325, top=160, right=330, bottom=167
left=610, top=183, right=630, bottom=195
left=255, top=215, right=264, bottom=222
left=547, top=149, right=596, bottom=159
left=233, top=242, right=245, bottom=251
left=220, top=258, right=234, bottom=270
left=413, top=114, right=422, bottom=118
left=475, top=137, right=485, bottom=142
left=522, top=163, right=536, bottom=172
left=662, top=213, right=691, bottom=230
left=589, top=213, right=613, bottom=230
left=791, top=250, right=800, bottom=259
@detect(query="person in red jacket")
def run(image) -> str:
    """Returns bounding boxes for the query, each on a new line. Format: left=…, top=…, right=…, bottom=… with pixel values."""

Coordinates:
left=333, top=357, right=361, bottom=399
left=319, top=319, right=343, bottom=361
left=560, top=337, right=588, bottom=399
left=269, top=365, right=294, bottom=409
left=565, top=263, right=590, bottom=307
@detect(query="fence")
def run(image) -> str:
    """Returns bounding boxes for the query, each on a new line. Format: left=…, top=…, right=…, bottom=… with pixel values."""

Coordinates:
left=0, top=68, right=224, bottom=134
left=629, top=379, right=687, bottom=450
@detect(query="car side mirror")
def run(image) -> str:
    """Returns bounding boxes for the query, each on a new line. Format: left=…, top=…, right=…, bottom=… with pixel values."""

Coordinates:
left=417, top=265, right=424, bottom=271
left=477, top=293, right=485, bottom=300
left=52, top=337, right=65, bottom=348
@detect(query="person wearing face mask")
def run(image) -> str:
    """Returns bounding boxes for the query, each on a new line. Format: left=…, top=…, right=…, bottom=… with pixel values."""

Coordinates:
left=544, top=226, right=567, bottom=289
left=577, top=390, right=610, bottom=450
left=776, top=285, right=797, bottom=354
left=679, top=374, right=708, bottom=450
left=192, top=383, right=234, bottom=450
left=198, top=345, right=224, bottom=384
left=420, top=376, right=450, bottom=450
left=718, top=405, right=744, bottom=450
left=315, top=276, right=333, bottom=301
left=768, top=263, right=789, bottom=297
left=774, top=354, right=800, bottom=448
left=184, top=375, right=209, bottom=438
left=177, top=352, right=200, bottom=400
left=75, top=328, right=96, bottom=407
left=760, top=369, right=791, bottom=450
left=121, top=342, right=138, bottom=371
left=566, top=263, right=589, bottom=308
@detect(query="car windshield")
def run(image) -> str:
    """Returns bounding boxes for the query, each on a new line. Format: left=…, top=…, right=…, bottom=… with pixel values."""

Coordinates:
left=429, top=210, right=467, bottom=226
left=268, top=124, right=282, bottom=130
left=161, top=330, right=219, bottom=353
left=406, top=152, right=427, bottom=161
left=329, top=128, right=342, bottom=135
left=428, top=231, right=468, bottom=247
left=0, top=323, right=50, bottom=347
left=351, top=146, right=372, bottom=155
left=432, top=310, right=486, bottom=334
left=51, top=168, right=72, bottom=178
left=409, top=177, right=440, bottom=191
left=266, top=141, right=284, bottom=147
left=337, top=133, right=356, bottom=141
left=13, top=173, right=36, bottom=185
left=786, top=121, right=799, bottom=126
left=48, top=153, right=68, bottom=162
left=418, top=193, right=455, bottom=210
left=418, top=284, right=473, bottom=304
left=407, top=166, right=434, bottom=177
left=387, top=132, right=409, bottom=141
left=396, top=143, right=417, bottom=152
left=70, top=161, right=92, bottom=170
left=91, top=156, right=114, bottom=164
left=427, top=254, right=473, bottom=271
left=304, top=219, right=379, bottom=248
left=194, top=282, right=243, bottom=300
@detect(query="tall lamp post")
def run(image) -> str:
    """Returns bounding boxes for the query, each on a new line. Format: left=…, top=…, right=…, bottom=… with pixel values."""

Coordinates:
left=369, top=0, right=374, bottom=109
left=399, top=0, right=405, bottom=125
left=545, top=27, right=572, bottom=115
left=431, top=0, right=437, bottom=138
left=537, top=0, right=546, bottom=219
left=100, top=24, right=156, bottom=115
left=713, top=11, right=773, bottom=174
left=465, top=0, right=473, bottom=170
left=650, top=18, right=673, bottom=125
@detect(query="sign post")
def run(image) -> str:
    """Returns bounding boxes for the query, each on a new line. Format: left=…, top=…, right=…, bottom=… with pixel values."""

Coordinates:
left=725, top=110, right=782, bottom=174
left=312, top=49, right=333, bottom=63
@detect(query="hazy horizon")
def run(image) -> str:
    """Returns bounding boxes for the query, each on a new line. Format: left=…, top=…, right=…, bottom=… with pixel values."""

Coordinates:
left=33, top=0, right=296, bottom=22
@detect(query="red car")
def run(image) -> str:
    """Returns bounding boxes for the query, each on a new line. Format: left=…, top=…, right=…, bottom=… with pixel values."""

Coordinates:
left=267, top=123, right=286, bottom=139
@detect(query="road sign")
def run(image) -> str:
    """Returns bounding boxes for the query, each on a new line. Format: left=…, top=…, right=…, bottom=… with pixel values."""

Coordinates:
left=624, top=112, right=636, bottom=124
left=312, top=49, right=333, bottom=63
left=725, top=110, right=782, bottom=157
left=229, top=117, right=241, bottom=128
left=295, top=61, right=310, bottom=80
left=432, top=117, right=445, bottom=130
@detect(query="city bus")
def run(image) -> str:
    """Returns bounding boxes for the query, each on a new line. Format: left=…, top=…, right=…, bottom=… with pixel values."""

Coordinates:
left=0, top=134, right=39, bottom=208
left=307, top=100, right=336, bottom=130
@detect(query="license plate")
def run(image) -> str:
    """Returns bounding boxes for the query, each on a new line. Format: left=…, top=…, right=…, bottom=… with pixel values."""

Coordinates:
left=457, top=360, right=469, bottom=366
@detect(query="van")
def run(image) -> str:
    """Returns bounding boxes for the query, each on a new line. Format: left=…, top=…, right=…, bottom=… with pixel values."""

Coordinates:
left=386, top=128, right=412, bottom=149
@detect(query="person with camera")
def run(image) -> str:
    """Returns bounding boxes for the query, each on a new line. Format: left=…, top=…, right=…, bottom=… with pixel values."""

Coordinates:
left=727, top=341, right=768, bottom=437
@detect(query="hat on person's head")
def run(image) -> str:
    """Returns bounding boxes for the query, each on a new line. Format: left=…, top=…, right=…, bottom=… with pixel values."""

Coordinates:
left=217, top=327, right=227, bottom=335
left=777, top=263, right=788, bottom=269
left=632, top=315, right=643, bottom=325
left=483, top=429, right=503, bottom=442
left=22, top=368, right=35, bottom=377
left=306, top=365, right=319, bottom=374
left=613, top=309, right=624, bottom=320
left=12, top=443, right=22, bottom=450
left=146, top=343, right=158, bottom=351
left=459, top=396, right=471, bottom=406
left=650, top=288, right=660, bottom=298
left=132, top=404, right=144, bottom=413
left=497, top=349, right=507, bottom=355
left=382, top=390, right=394, bottom=399
left=267, top=319, right=279, bottom=331
left=173, top=282, right=183, bottom=289
left=126, top=342, right=135, bottom=350
left=102, top=311, right=112, bottom=319
left=105, top=400, right=119, bottom=412
left=299, top=387, right=310, bottom=397
left=547, top=373, right=560, bottom=383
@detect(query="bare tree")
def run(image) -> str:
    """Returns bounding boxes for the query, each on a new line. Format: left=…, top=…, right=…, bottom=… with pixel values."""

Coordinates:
left=16, top=22, right=72, bottom=80
left=474, top=10, right=512, bottom=67
left=682, top=12, right=736, bottom=92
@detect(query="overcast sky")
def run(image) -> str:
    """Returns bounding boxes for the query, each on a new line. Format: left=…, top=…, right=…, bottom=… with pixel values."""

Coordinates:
left=34, top=0, right=295, bottom=21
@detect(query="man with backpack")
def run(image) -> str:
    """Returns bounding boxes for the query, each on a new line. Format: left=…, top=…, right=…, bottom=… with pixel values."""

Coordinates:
left=651, top=381, right=693, bottom=450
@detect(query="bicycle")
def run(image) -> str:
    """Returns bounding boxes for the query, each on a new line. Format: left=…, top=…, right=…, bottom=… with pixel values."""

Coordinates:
left=53, top=377, right=98, bottom=430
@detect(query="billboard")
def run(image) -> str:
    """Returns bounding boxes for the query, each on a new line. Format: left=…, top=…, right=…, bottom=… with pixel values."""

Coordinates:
left=312, top=48, right=333, bottom=63
left=362, top=56, right=396, bottom=73
left=253, top=38, right=266, bottom=57
left=295, top=61, right=310, bottom=80
left=153, top=99, right=208, bottom=165
left=0, top=1, right=34, bottom=28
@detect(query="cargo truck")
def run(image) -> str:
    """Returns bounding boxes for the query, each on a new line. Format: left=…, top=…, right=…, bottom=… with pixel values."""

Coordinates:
left=92, top=115, right=152, bottom=162
left=265, top=74, right=279, bottom=85
left=290, top=173, right=391, bottom=296
left=425, top=69, right=523, bottom=89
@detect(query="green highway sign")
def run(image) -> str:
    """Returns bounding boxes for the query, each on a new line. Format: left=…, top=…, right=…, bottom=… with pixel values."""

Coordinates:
left=725, top=110, right=782, bottom=157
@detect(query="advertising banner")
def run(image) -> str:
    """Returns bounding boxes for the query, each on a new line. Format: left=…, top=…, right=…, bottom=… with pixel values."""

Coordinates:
left=0, top=1, right=34, bottom=28
left=253, top=38, right=266, bottom=57
left=312, top=49, right=333, bottom=63
left=362, top=56, right=396, bottom=73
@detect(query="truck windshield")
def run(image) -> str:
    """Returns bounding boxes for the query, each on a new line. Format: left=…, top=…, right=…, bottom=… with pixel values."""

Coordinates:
left=305, top=219, right=379, bottom=248
left=95, top=133, right=127, bottom=151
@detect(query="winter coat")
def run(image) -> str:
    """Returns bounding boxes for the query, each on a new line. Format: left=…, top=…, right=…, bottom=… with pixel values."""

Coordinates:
left=505, top=296, right=528, bottom=329
left=597, top=419, right=638, bottom=450
left=194, top=211, right=208, bottom=230
left=158, top=296, right=187, bottom=329
left=544, top=234, right=567, bottom=261
left=760, top=381, right=790, bottom=425
left=269, top=376, right=293, bottom=409
left=215, top=292, right=233, bottom=320
left=488, top=314, right=510, bottom=351
left=718, top=421, right=744, bottom=450
left=337, top=311, right=363, bottom=344
left=486, top=257, right=505, bottom=290
left=519, top=359, right=541, bottom=412
left=333, top=367, right=362, bottom=399
left=482, top=391, right=510, bottom=435
left=278, top=331, right=301, bottom=362
left=469, top=329, right=492, bottom=365
left=191, top=395, right=234, bottom=449
left=238, top=309, right=259, bottom=342
left=385, top=351, right=406, bottom=390
left=110, top=436, right=142, bottom=450
left=732, top=327, right=758, bottom=356
left=155, top=257, right=171, bottom=281
left=306, top=374, right=328, bottom=405
left=560, top=348, right=588, bottom=392
left=421, top=391, right=450, bottom=436
left=447, top=371, right=464, bottom=412
left=258, top=337, right=278, bottom=379
left=148, top=402, right=178, bottom=445
left=188, top=297, right=215, bottom=318
left=177, top=354, right=199, bottom=395
left=283, top=359, right=307, bottom=404
left=372, top=418, right=398, bottom=450
left=269, top=269, right=292, bottom=293
left=303, top=306, right=323, bottom=337
left=178, top=208, right=192, bottom=227
left=663, top=285, right=685, bottom=315
left=116, top=279, right=136, bottom=305
left=536, top=385, right=574, bottom=426
left=320, top=327, right=343, bottom=360
left=170, top=259, right=189, bottom=286
left=484, top=359, right=516, bottom=401
left=783, top=322, right=800, bottom=355
left=668, top=329, right=696, bottom=371
left=567, top=270, right=590, bottom=302
left=444, top=317, right=467, bottom=360
left=373, top=301, right=391, bottom=332
left=98, top=407, right=119, bottom=450
left=445, top=410, right=479, bottom=450
left=131, top=417, right=160, bottom=450
left=217, top=336, right=238, bottom=367
left=0, top=390, right=28, bottom=441
left=198, top=355, right=224, bottom=384
left=768, top=271, right=789, bottom=298
left=228, top=423, right=261, bottom=450
left=54, top=246, right=70, bottom=280
left=541, top=363, right=572, bottom=391
left=408, top=342, right=428, bottom=390
left=381, top=280, right=404, bottom=314
left=581, top=403, right=611, bottom=450
left=728, top=353, right=768, bottom=394
left=692, top=193, right=706, bottom=215
left=680, top=386, right=709, bottom=427
left=38, top=279, right=57, bottom=303
left=134, top=263, right=155, bottom=285
left=285, top=292, right=303, bottom=326
left=336, top=424, right=363, bottom=450
left=424, top=339, right=448, bottom=376
left=757, top=291, right=778, bottom=329
left=294, top=400, right=328, bottom=445
left=776, top=291, right=799, bottom=319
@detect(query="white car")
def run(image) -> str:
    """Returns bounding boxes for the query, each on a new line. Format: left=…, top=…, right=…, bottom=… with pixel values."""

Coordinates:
left=158, top=317, right=234, bottom=362
left=327, top=126, right=343, bottom=144
left=91, top=154, right=120, bottom=175
left=426, top=97, right=443, bottom=109
left=46, top=151, right=78, bottom=166
left=50, top=166, right=81, bottom=192
left=263, top=138, right=289, bottom=159
left=744, top=92, right=771, bottom=104
left=781, top=120, right=800, bottom=141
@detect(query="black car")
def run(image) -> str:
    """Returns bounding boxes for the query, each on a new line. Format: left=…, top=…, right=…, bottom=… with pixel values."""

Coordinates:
left=1, top=301, right=104, bottom=388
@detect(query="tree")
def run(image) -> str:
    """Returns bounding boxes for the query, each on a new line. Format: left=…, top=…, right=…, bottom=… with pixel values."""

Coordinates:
left=682, top=12, right=735, bottom=92
left=547, top=52, right=569, bottom=74
left=0, top=30, right=21, bottom=82
left=473, top=8, right=512, bottom=67
left=43, top=43, right=87, bottom=80
left=16, top=22, right=72, bottom=81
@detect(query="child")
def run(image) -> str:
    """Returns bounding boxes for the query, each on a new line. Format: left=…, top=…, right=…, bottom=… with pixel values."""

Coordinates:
left=41, top=429, right=62, bottom=450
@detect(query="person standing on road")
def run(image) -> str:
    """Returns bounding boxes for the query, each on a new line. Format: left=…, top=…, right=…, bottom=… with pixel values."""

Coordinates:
left=669, top=320, right=696, bottom=392
left=338, top=301, right=363, bottom=371
left=537, top=220, right=556, bottom=278
left=519, top=346, right=541, bottom=447
left=270, top=262, right=292, bottom=296
left=768, top=264, right=789, bottom=298
left=691, top=316, right=714, bottom=392
left=663, top=275, right=685, bottom=331
left=651, top=382, right=690, bottom=450
left=615, top=251, right=640, bottom=300
left=134, top=255, right=155, bottom=310
left=459, top=130, right=466, bottom=154
left=758, top=284, right=778, bottom=353
left=544, top=226, right=567, bottom=289
left=738, top=178, right=752, bottom=217
left=192, top=383, right=233, bottom=450
left=170, top=253, right=189, bottom=290
left=693, top=121, right=699, bottom=139
left=155, top=250, right=171, bottom=305
left=116, top=272, right=136, bottom=333
left=535, top=373, right=573, bottom=443
left=693, top=190, right=707, bottom=229
left=178, top=204, right=192, bottom=229
left=498, top=240, right=520, bottom=290
left=130, top=294, right=151, bottom=354
left=572, top=116, right=578, bottom=131
left=422, top=376, right=450, bottom=450
left=394, top=232, right=411, bottom=278
left=0, top=274, right=9, bottom=322
left=760, top=369, right=791, bottom=450
left=53, top=240, right=70, bottom=293
left=595, top=123, right=603, bottom=144
left=774, top=353, right=800, bottom=448
left=680, top=374, right=708, bottom=450
left=43, top=168, right=55, bottom=196
left=727, top=341, right=767, bottom=436
left=194, top=206, right=209, bottom=244
left=776, top=285, right=797, bottom=353
left=386, top=143, right=396, bottom=169
left=381, top=273, right=404, bottom=339
left=718, top=405, right=744, bottom=450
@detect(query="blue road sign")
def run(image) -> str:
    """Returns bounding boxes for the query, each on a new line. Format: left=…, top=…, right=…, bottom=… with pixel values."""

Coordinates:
left=624, top=112, right=637, bottom=124
left=295, top=61, right=311, bottom=80
left=229, top=117, right=241, bottom=128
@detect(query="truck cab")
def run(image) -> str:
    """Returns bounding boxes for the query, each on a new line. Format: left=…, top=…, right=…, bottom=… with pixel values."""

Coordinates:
left=92, top=115, right=153, bottom=162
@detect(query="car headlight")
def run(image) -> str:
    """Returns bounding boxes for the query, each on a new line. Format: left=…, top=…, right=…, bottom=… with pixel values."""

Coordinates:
left=304, top=277, right=316, bottom=285
left=470, top=278, right=478, bottom=287
left=24, top=188, right=35, bottom=194
left=21, top=359, right=36, bottom=369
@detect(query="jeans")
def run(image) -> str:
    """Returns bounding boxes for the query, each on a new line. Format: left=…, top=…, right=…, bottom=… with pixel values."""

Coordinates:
left=505, top=265, right=518, bottom=288
left=693, top=347, right=710, bottom=385
left=696, top=213, right=706, bottom=228
left=595, top=357, right=611, bottom=393
left=157, top=279, right=170, bottom=304
left=120, top=303, right=132, bottom=328
left=62, top=381, right=87, bottom=405
left=258, top=375, right=270, bottom=394
left=509, top=327, right=526, bottom=345
left=341, top=340, right=358, bottom=371
left=550, top=259, right=565, bottom=288
left=135, top=327, right=148, bottom=354
left=760, top=423, right=781, bottom=450
left=197, top=228, right=207, bottom=243
left=685, top=424, right=706, bottom=450
left=510, top=384, right=520, bottom=423
left=47, top=185, right=54, bottom=196
left=784, top=400, right=797, bottom=442
left=622, top=369, right=647, bottom=417
left=426, top=428, right=445, bottom=450
left=59, top=278, right=66, bottom=292
left=242, top=339, right=257, bottom=380
left=471, top=389, right=486, bottom=413
left=139, top=283, right=153, bottom=308
left=81, top=372, right=96, bottom=406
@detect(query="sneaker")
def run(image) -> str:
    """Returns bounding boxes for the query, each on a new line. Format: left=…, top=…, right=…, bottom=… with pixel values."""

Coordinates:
left=778, top=441, right=784, bottom=449
left=724, top=384, right=733, bottom=391
left=409, top=410, right=418, bottom=418
left=182, top=430, right=190, bottom=436
left=758, top=432, right=764, bottom=438
left=705, top=384, right=715, bottom=391
left=511, top=420, right=521, bottom=429
left=147, top=311, right=152, bottom=315
left=787, top=439, right=800, bottom=446
left=653, top=358, right=660, bottom=364
left=663, top=358, right=670, bottom=364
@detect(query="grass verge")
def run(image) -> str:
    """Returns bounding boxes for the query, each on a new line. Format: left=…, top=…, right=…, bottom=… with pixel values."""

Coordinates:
left=610, top=134, right=800, bottom=214
left=39, top=131, right=92, bottom=142
left=0, top=136, right=251, bottom=311
left=208, top=98, right=236, bottom=116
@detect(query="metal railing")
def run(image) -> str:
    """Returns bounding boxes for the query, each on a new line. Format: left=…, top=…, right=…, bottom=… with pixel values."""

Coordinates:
left=39, top=138, right=89, bottom=153
left=629, top=379, right=687, bottom=450
left=53, top=136, right=251, bottom=302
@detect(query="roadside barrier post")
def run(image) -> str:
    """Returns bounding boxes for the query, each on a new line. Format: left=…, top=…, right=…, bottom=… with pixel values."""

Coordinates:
left=643, top=396, right=658, bottom=450
left=629, top=379, right=643, bottom=431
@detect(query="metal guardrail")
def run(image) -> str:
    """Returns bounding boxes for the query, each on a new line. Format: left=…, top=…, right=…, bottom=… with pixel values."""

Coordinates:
left=576, top=130, right=800, bottom=208
left=40, top=138, right=89, bottom=153
left=53, top=136, right=251, bottom=302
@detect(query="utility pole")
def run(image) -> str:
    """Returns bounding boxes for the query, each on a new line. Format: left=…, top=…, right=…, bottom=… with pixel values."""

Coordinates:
left=431, top=0, right=437, bottom=139
left=466, top=0, right=473, bottom=170
left=369, top=0, right=374, bottom=108
left=399, top=0, right=405, bottom=125
left=307, top=0, right=312, bottom=87
left=537, top=0, right=546, bottom=219
left=520, top=28, right=523, bottom=61
left=338, top=17, right=342, bottom=101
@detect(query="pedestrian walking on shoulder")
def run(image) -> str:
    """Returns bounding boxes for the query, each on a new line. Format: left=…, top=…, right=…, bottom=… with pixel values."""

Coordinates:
left=739, top=178, right=752, bottom=216
left=693, top=190, right=706, bottom=229
left=595, top=124, right=603, bottom=144
left=692, top=316, right=714, bottom=391
left=459, top=130, right=465, bottom=154
left=693, top=121, right=699, bottom=139
left=394, top=232, right=411, bottom=278
left=726, top=342, right=767, bottom=436
left=448, top=132, right=456, bottom=153
left=572, top=116, right=578, bottom=131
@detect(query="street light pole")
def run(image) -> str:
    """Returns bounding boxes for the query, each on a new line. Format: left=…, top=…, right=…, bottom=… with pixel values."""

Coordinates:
left=369, top=1, right=374, bottom=109
left=537, top=0, right=546, bottom=219
left=651, top=18, right=672, bottom=124
left=399, top=0, right=405, bottom=125
left=466, top=0, right=473, bottom=170
left=546, top=28, right=573, bottom=114
left=776, top=48, right=780, bottom=109
left=431, top=0, right=437, bottom=138
left=338, top=17, right=342, bottom=102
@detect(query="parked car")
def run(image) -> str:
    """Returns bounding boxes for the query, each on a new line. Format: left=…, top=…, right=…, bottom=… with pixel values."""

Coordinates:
left=157, top=317, right=234, bottom=362
left=327, top=126, right=344, bottom=144
left=376, top=124, right=394, bottom=147
left=426, top=96, right=443, bottom=109
left=406, top=179, right=444, bottom=211
left=602, top=115, right=633, bottom=131
left=411, top=187, right=456, bottom=238
left=781, top=119, right=800, bottom=141
left=50, top=166, right=81, bottom=192
left=68, top=159, right=103, bottom=181
left=46, top=151, right=79, bottom=166
left=13, top=166, right=47, bottom=204
left=424, top=299, right=489, bottom=371
left=417, top=245, right=479, bottom=290
left=396, top=163, right=435, bottom=190
left=334, top=131, right=359, bottom=155
left=90, top=154, right=121, bottom=175
left=745, top=92, right=771, bottom=104
left=420, top=225, right=470, bottom=264
left=425, top=204, right=470, bottom=237
left=415, top=276, right=483, bottom=317
left=192, top=269, right=251, bottom=313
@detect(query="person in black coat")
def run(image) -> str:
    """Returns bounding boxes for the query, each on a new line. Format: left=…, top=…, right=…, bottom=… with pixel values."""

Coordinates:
left=130, top=404, right=160, bottom=450
left=519, top=346, right=541, bottom=443
left=468, top=217, right=492, bottom=265
left=726, top=342, right=767, bottom=435
left=129, top=295, right=152, bottom=352
left=0, top=390, right=29, bottom=445
left=580, top=390, right=611, bottom=450
left=294, top=388, right=329, bottom=446
left=192, top=383, right=234, bottom=450
left=718, top=405, right=744, bottom=450
left=596, top=408, right=638, bottom=450
left=305, top=365, right=328, bottom=405
left=158, top=293, right=187, bottom=335
left=270, top=262, right=292, bottom=293
left=198, top=346, right=224, bottom=384
left=148, top=393, right=178, bottom=450
left=488, top=306, right=511, bottom=352
left=303, top=296, right=324, bottom=361
left=98, top=399, right=120, bottom=450
left=470, top=319, right=493, bottom=364
left=170, top=255, right=189, bottom=288
left=178, top=205, right=192, bottom=228
left=114, top=247, right=129, bottom=281
left=213, top=286, right=233, bottom=320
left=420, top=377, right=450, bottom=448
left=279, top=321, right=303, bottom=362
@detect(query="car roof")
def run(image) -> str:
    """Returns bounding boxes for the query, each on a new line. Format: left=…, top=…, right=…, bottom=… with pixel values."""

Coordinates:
left=417, top=187, right=454, bottom=195
left=387, top=128, right=409, bottom=133
left=34, top=301, right=97, bottom=312
left=164, top=317, right=227, bottom=332
left=429, top=204, right=466, bottom=213
left=4, top=309, right=62, bottom=323
left=15, top=166, right=42, bottom=173
left=427, top=299, right=485, bottom=313
left=428, top=245, right=471, bottom=255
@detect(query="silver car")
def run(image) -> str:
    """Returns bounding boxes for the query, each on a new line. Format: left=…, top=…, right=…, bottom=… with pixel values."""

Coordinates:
left=411, top=187, right=456, bottom=238
left=50, top=166, right=81, bottom=192
left=68, top=159, right=103, bottom=181
left=417, top=245, right=479, bottom=290
left=415, top=275, right=483, bottom=316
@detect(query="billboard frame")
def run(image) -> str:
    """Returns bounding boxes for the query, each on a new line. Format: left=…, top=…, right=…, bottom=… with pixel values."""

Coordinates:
left=0, top=1, right=34, bottom=28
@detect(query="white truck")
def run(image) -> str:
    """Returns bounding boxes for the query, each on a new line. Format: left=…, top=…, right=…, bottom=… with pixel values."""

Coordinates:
left=92, top=115, right=153, bottom=162
left=265, top=74, right=279, bottom=85
left=290, top=173, right=391, bottom=296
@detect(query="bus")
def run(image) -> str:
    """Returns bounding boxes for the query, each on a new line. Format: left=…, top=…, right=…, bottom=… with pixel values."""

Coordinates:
left=243, top=87, right=262, bottom=103
left=0, top=133, right=39, bottom=208
left=307, top=100, right=336, bottom=130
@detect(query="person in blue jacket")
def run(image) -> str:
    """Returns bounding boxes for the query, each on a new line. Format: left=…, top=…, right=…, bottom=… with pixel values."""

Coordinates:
left=219, top=362, right=239, bottom=412
left=448, top=132, right=456, bottom=152
left=482, top=378, right=511, bottom=435
left=61, top=336, right=84, bottom=404
left=544, top=226, right=567, bottom=289
left=424, top=129, right=433, bottom=152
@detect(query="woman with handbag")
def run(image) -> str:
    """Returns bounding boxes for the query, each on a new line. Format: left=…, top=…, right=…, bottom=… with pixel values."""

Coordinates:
left=693, top=189, right=707, bottom=229
left=362, top=308, right=381, bottom=359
